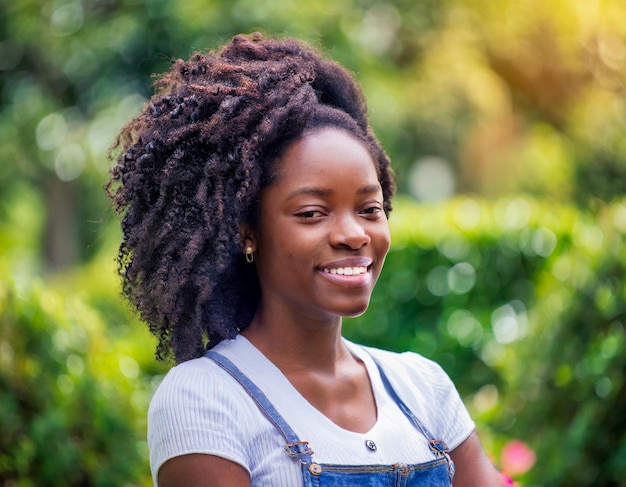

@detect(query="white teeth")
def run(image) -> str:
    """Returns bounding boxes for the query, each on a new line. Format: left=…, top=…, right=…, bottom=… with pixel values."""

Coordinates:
left=323, top=266, right=367, bottom=276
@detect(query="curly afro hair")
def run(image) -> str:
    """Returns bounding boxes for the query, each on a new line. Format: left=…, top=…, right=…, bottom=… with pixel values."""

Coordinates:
left=106, top=33, right=395, bottom=364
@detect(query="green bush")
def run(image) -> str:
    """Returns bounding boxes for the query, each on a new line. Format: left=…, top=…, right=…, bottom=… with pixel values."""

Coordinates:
left=0, top=269, right=159, bottom=486
left=495, top=199, right=626, bottom=486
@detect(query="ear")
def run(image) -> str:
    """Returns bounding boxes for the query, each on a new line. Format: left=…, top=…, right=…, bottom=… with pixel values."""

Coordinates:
left=239, top=222, right=257, bottom=252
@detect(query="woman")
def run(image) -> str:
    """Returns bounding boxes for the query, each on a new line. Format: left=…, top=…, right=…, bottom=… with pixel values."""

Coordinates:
left=107, top=33, right=505, bottom=486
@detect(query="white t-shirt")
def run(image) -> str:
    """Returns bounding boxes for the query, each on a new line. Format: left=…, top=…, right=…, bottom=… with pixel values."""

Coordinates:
left=148, top=335, right=474, bottom=486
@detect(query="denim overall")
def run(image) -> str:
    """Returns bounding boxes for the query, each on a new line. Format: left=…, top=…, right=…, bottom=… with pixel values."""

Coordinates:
left=206, top=350, right=455, bottom=487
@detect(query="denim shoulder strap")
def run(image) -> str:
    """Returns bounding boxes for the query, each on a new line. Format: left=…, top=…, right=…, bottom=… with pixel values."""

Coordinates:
left=205, top=351, right=314, bottom=463
left=366, top=349, right=455, bottom=471
left=365, top=349, right=436, bottom=440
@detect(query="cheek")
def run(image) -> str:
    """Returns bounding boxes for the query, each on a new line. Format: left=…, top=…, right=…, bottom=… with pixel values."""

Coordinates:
left=259, top=229, right=307, bottom=264
left=374, top=224, right=391, bottom=254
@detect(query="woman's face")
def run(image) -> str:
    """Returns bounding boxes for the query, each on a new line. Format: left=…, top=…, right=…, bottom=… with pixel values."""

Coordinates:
left=250, top=127, right=391, bottom=323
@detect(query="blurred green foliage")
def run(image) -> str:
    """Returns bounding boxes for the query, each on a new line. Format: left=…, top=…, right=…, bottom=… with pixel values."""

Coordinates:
left=0, top=246, right=168, bottom=486
left=2, top=0, right=626, bottom=486
left=1, top=279, right=139, bottom=486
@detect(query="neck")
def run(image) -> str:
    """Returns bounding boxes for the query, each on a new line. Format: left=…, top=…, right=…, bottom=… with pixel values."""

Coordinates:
left=241, top=305, right=350, bottom=373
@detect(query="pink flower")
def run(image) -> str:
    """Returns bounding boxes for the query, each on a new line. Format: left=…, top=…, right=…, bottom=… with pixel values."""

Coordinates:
left=501, top=440, right=536, bottom=476
left=501, top=472, right=515, bottom=486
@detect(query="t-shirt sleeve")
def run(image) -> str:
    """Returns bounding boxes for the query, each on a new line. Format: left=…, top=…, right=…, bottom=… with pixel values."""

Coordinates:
left=399, top=351, right=475, bottom=450
left=147, top=360, right=252, bottom=485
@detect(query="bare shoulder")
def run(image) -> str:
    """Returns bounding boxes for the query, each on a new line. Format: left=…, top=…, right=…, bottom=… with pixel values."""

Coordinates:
left=157, top=454, right=251, bottom=487
left=450, top=432, right=507, bottom=487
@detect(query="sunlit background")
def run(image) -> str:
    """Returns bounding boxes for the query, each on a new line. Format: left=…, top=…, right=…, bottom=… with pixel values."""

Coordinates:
left=1, top=1, right=626, bottom=485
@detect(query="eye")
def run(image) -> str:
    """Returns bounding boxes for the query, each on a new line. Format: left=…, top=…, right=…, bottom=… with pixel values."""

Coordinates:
left=361, top=207, right=379, bottom=214
left=360, top=204, right=383, bottom=218
left=295, top=209, right=325, bottom=219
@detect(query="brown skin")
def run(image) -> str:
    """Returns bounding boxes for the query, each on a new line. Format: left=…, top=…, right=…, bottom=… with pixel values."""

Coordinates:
left=158, top=455, right=250, bottom=487
left=157, top=129, right=506, bottom=486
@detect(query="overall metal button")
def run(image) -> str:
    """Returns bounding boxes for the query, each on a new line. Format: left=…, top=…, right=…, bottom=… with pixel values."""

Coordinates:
left=365, top=439, right=377, bottom=451
left=309, top=463, right=322, bottom=475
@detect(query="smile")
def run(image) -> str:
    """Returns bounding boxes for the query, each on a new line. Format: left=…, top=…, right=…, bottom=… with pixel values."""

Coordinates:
left=322, top=266, right=369, bottom=276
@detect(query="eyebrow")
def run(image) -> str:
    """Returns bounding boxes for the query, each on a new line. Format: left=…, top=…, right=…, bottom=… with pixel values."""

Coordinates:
left=286, top=184, right=381, bottom=200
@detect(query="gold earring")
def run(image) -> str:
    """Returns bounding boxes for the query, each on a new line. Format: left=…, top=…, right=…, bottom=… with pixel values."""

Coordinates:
left=245, top=246, right=254, bottom=264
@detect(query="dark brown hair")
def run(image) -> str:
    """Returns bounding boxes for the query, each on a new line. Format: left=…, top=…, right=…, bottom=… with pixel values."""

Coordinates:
left=106, top=33, right=395, bottom=363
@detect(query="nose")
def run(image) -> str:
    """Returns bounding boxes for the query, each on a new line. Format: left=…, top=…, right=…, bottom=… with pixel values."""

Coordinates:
left=330, top=213, right=370, bottom=250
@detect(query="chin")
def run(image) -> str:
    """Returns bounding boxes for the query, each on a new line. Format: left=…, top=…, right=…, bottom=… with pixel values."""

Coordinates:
left=338, top=302, right=371, bottom=318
